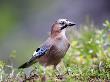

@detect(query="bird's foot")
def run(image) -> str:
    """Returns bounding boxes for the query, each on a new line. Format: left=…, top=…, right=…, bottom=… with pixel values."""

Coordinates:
left=41, top=75, right=46, bottom=82
left=56, top=74, right=64, bottom=80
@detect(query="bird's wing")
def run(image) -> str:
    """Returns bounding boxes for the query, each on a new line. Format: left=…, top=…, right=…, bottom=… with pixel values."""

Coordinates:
left=18, top=40, right=53, bottom=68
left=29, top=44, right=52, bottom=62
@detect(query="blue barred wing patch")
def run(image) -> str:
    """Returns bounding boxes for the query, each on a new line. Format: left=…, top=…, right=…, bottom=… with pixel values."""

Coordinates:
left=28, top=43, right=52, bottom=63
left=32, top=45, right=50, bottom=58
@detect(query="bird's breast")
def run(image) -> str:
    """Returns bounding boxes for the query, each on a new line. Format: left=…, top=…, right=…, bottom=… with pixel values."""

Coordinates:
left=54, top=37, right=70, bottom=56
left=38, top=37, right=70, bottom=66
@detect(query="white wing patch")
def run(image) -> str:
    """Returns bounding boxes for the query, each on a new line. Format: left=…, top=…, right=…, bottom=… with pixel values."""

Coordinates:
left=32, top=51, right=38, bottom=56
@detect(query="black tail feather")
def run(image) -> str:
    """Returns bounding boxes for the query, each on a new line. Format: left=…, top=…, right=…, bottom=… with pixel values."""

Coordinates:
left=18, top=62, right=30, bottom=68
left=18, top=59, right=36, bottom=69
left=18, top=55, right=38, bottom=69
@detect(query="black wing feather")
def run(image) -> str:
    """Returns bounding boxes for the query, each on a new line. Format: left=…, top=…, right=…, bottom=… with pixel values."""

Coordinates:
left=18, top=44, right=51, bottom=68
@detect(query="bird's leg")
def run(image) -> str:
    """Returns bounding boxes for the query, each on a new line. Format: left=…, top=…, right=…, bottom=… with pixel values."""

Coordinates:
left=41, top=65, right=46, bottom=82
left=43, top=65, right=46, bottom=75
left=54, top=65, right=61, bottom=75
left=54, top=65, right=64, bottom=80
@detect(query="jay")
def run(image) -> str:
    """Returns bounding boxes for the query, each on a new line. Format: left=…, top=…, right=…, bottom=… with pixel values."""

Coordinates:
left=19, top=19, right=75, bottom=76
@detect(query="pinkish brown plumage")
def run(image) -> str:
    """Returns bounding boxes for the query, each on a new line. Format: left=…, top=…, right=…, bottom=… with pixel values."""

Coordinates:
left=18, top=18, right=75, bottom=80
left=38, top=33, right=70, bottom=67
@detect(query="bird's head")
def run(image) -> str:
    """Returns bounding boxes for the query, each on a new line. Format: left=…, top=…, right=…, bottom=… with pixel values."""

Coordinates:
left=56, top=19, right=75, bottom=30
left=51, top=19, right=76, bottom=37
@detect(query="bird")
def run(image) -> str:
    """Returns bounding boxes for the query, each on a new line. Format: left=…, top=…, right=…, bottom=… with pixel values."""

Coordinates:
left=18, top=18, right=75, bottom=79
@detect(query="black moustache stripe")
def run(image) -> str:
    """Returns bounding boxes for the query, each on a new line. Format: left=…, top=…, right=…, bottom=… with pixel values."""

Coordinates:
left=60, top=25, right=67, bottom=30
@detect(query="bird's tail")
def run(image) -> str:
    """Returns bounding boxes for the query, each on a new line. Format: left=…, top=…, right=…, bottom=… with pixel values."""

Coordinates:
left=18, top=62, right=30, bottom=68
left=18, top=60, right=36, bottom=69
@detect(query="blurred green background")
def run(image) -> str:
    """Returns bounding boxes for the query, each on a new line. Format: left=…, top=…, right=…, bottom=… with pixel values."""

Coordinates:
left=0, top=0, right=110, bottom=67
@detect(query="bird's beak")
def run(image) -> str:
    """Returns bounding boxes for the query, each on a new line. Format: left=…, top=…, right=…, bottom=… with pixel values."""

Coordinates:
left=67, top=21, right=76, bottom=26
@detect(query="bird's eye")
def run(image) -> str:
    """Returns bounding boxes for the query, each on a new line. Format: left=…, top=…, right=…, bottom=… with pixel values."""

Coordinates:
left=60, top=21, right=65, bottom=25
